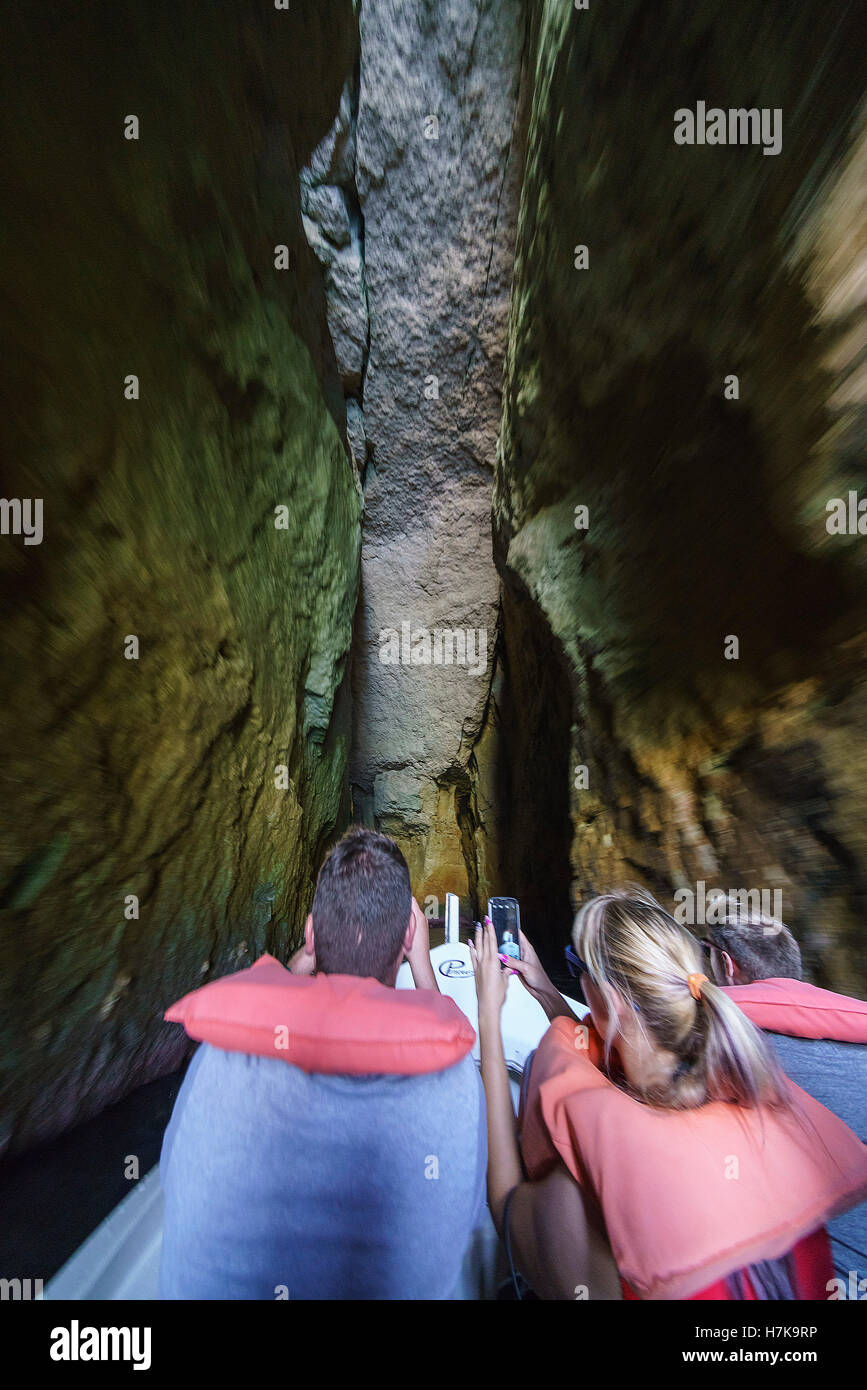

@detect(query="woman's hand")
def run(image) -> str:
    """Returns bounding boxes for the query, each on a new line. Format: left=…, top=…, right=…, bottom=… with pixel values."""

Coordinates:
left=508, top=930, right=581, bottom=1023
left=469, top=917, right=508, bottom=1024
left=506, top=930, right=555, bottom=1005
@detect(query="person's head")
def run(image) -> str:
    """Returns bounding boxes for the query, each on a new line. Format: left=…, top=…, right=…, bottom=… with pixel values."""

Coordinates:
left=572, top=888, right=789, bottom=1111
left=307, top=827, right=413, bottom=985
left=702, top=902, right=802, bottom=986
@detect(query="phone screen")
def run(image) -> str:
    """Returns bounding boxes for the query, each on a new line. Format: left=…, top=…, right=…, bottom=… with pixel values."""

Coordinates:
left=489, top=897, right=521, bottom=960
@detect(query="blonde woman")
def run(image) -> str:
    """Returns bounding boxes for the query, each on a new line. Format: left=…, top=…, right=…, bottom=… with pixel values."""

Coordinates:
left=470, top=892, right=867, bottom=1300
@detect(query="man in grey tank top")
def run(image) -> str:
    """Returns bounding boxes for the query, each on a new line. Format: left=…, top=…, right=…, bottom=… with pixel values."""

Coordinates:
left=704, top=904, right=867, bottom=1297
left=159, top=829, right=486, bottom=1299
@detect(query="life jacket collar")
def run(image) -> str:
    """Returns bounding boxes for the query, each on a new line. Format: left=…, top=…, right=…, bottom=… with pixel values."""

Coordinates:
left=165, top=953, right=476, bottom=1076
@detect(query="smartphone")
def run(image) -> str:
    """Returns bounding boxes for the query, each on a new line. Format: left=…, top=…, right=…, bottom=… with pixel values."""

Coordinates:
left=488, top=896, right=521, bottom=960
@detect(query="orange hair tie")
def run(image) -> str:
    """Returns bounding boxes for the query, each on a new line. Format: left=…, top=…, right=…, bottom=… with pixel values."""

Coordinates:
left=688, top=972, right=708, bottom=1001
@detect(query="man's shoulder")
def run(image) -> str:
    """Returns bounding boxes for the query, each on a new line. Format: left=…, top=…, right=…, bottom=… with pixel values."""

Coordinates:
left=189, top=1038, right=482, bottom=1093
left=164, top=1043, right=484, bottom=1167
left=770, top=1031, right=867, bottom=1065
left=769, top=1031, right=867, bottom=1135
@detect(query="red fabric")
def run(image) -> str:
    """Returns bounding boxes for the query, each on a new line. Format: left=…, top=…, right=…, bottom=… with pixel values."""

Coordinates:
left=621, top=1227, right=833, bottom=1300
left=165, top=954, right=476, bottom=1076
left=724, top=978, right=867, bottom=1044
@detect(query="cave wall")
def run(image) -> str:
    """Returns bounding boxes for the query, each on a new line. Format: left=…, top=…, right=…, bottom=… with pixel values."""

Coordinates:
left=491, top=0, right=867, bottom=984
left=3, top=0, right=865, bottom=1158
left=0, top=1, right=361, bottom=1153
left=342, top=0, right=526, bottom=907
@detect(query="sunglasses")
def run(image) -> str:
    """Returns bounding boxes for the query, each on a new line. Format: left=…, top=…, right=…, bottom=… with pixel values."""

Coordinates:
left=564, top=945, right=639, bottom=1013
left=564, top=945, right=589, bottom=979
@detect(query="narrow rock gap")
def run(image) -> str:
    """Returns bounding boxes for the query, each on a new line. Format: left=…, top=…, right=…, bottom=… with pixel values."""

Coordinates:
left=485, top=577, right=576, bottom=970
left=2, top=0, right=866, bottom=1170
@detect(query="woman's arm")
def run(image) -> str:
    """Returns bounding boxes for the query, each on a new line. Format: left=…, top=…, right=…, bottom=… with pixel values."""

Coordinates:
left=470, top=919, right=523, bottom=1230
left=508, top=930, right=582, bottom=1023
left=507, top=1163, right=623, bottom=1301
left=471, top=919, right=621, bottom=1299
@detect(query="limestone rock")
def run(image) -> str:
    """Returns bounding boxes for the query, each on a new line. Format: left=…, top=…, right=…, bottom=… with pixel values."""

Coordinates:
left=346, top=400, right=367, bottom=477
left=302, top=79, right=369, bottom=400
left=305, top=85, right=357, bottom=190
left=349, top=0, right=526, bottom=906
left=0, top=0, right=361, bottom=1153
left=490, top=0, right=867, bottom=987
left=302, top=183, right=353, bottom=249
left=322, top=242, right=368, bottom=394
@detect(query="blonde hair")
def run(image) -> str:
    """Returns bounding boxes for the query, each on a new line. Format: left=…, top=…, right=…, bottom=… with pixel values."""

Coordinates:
left=573, top=889, right=791, bottom=1111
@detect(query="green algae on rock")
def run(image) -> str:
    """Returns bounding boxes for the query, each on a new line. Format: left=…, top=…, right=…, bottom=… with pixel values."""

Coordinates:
left=0, top=0, right=361, bottom=1154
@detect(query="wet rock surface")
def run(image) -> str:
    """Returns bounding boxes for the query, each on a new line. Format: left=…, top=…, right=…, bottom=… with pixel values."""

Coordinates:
left=346, top=0, right=526, bottom=903
left=0, top=1, right=361, bottom=1153
left=2, top=0, right=866, bottom=1161
left=489, top=0, right=867, bottom=983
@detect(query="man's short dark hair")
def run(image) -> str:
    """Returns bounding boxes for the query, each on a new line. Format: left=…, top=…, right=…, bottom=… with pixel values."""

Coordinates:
left=707, top=908, right=802, bottom=983
left=311, top=827, right=412, bottom=982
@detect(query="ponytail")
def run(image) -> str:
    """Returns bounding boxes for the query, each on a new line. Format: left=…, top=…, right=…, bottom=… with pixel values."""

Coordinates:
left=695, top=974, right=789, bottom=1110
left=574, top=890, right=790, bottom=1111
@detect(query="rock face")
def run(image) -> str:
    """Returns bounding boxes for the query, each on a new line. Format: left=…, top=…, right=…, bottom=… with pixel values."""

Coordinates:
left=491, top=1, right=867, bottom=987
left=343, top=0, right=526, bottom=904
left=301, top=83, right=369, bottom=410
left=2, top=0, right=865, bottom=1161
left=0, top=1, right=361, bottom=1153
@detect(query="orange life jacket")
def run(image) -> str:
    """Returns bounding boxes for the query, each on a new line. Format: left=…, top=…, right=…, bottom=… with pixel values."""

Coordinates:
left=520, top=1016, right=867, bottom=1300
left=165, top=953, right=476, bottom=1075
left=723, top=977, right=867, bottom=1044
